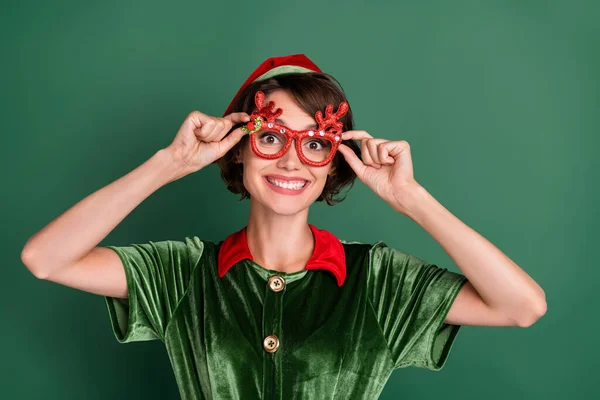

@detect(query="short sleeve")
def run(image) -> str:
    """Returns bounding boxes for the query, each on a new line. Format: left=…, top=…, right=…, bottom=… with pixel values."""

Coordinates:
left=366, top=241, right=468, bottom=370
left=103, top=237, right=205, bottom=343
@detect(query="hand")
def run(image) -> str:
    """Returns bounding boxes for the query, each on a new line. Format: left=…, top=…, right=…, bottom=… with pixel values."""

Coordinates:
left=336, top=130, right=422, bottom=215
left=164, top=111, right=250, bottom=174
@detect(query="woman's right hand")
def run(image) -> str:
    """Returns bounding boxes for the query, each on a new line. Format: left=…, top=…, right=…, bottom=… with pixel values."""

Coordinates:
left=164, top=110, right=250, bottom=174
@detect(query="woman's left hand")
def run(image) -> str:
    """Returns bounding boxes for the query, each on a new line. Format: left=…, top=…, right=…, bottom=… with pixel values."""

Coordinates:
left=336, top=130, right=422, bottom=215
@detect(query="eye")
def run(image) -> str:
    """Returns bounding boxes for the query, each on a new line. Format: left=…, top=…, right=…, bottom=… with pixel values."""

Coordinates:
left=258, top=132, right=283, bottom=145
left=304, top=139, right=329, bottom=152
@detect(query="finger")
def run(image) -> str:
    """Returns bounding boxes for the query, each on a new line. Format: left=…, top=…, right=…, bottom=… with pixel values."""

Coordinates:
left=341, top=130, right=373, bottom=141
left=360, top=138, right=380, bottom=168
left=387, top=140, right=412, bottom=167
left=213, top=119, right=235, bottom=142
left=205, top=118, right=230, bottom=142
left=223, top=112, right=251, bottom=124
left=196, top=117, right=216, bottom=138
left=337, top=144, right=367, bottom=180
left=377, top=142, right=396, bottom=165
left=366, top=138, right=388, bottom=165
left=217, top=126, right=247, bottom=155
left=187, top=110, right=211, bottom=130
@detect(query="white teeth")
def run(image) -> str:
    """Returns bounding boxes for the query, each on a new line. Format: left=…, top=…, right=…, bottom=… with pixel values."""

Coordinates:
left=266, top=177, right=307, bottom=190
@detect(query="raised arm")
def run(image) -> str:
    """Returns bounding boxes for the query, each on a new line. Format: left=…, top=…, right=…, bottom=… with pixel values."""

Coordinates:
left=21, top=110, right=250, bottom=298
left=21, top=149, right=186, bottom=296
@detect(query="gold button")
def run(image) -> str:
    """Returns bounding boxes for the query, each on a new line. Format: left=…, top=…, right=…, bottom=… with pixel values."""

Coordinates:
left=268, top=275, right=285, bottom=292
left=263, top=335, right=280, bottom=353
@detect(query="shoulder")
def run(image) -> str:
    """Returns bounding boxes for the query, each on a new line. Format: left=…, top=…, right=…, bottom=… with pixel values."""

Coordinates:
left=339, top=239, right=394, bottom=275
left=340, top=239, right=433, bottom=280
left=164, top=236, right=220, bottom=272
left=340, top=239, right=395, bottom=260
left=181, top=236, right=220, bottom=257
left=349, top=240, right=429, bottom=268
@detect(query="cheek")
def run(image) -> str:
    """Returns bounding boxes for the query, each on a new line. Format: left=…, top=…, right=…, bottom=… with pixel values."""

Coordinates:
left=309, top=169, right=332, bottom=191
left=311, top=164, right=333, bottom=180
left=240, top=154, right=268, bottom=193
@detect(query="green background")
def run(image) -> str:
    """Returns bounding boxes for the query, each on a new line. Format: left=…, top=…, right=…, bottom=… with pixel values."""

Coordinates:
left=3, top=0, right=597, bottom=398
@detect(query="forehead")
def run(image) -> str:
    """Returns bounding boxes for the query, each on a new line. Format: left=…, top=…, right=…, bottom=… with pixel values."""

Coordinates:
left=263, top=90, right=316, bottom=130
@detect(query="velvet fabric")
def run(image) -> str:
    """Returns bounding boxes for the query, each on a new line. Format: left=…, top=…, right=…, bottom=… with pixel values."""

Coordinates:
left=104, top=235, right=467, bottom=399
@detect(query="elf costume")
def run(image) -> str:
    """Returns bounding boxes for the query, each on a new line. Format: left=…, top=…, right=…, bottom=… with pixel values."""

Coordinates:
left=103, top=54, right=468, bottom=400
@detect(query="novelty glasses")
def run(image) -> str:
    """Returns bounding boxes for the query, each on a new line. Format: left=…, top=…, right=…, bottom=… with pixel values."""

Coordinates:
left=241, top=91, right=349, bottom=167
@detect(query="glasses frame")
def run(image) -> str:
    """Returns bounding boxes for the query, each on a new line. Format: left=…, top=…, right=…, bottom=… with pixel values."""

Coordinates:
left=241, top=91, right=349, bottom=167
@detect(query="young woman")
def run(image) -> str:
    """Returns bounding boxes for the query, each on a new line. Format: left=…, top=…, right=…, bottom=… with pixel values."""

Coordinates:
left=21, top=54, right=546, bottom=399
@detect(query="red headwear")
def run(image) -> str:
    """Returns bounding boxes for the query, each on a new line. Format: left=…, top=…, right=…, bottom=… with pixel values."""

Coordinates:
left=222, top=54, right=323, bottom=117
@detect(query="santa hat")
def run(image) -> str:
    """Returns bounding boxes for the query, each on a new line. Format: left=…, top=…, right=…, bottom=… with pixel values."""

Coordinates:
left=222, top=54, right=323, bottom=117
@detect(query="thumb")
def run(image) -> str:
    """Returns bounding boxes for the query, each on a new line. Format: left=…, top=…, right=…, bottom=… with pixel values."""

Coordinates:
left=218, top=127, right=247, bottom=156
left=337, top=143, right=366, bottom=180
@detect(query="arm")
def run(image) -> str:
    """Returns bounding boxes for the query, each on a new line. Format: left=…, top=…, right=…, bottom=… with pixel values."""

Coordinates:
left=336, top=132, right=546, bottom=329
left=21, top=109, right=248, bottom=297
left=21, top=149, right=185, bottom=281
left=21, top=146, right=201, bottom=341
left=396, top=183, right=547, bottom=328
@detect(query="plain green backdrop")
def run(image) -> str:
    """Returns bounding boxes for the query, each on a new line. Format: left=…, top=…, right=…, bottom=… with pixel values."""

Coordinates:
left=2, top=0, right=598, bottom=399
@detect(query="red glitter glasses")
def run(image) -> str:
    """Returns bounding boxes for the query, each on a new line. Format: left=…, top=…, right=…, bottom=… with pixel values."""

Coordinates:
left=241, top=91, right=349, bottom=167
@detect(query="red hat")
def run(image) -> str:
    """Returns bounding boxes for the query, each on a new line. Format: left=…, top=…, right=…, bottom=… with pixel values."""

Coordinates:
left=222, top=54, right=323, bottom=117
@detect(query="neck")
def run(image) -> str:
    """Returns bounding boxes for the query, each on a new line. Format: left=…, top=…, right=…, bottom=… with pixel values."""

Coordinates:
left=246, top=199, right=314, bottom=274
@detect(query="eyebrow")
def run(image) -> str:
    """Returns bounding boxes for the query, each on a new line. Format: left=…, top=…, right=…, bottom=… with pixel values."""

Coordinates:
left=275, top=118, right=317, bottom=130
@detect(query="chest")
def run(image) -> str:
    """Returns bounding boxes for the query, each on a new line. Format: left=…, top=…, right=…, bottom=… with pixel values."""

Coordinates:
left=163, top=261, right=395, bottom=398
left=178, top=267, right=389, bottom=362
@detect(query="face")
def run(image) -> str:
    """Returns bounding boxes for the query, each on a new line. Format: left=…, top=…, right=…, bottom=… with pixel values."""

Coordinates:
left=237, top=89, right=336, bottom=216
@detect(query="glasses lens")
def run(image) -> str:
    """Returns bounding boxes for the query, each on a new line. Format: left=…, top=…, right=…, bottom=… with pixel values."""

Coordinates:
left=300, top=137, right=333, bottom=162
left=255, top=131, right=287, bottom=155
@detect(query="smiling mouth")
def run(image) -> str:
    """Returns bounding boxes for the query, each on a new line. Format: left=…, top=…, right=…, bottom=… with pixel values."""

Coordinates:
left=265, top=176, right=309, bottom=190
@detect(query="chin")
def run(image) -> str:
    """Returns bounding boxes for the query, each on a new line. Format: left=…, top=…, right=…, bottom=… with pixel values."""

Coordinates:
left=249, top=188, right=321, bottom=216
left=263, top=196, right=312, bottom=216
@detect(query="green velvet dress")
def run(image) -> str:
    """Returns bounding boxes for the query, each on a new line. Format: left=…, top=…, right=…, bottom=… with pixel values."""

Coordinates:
left=103, top=228, right=467, bottom=400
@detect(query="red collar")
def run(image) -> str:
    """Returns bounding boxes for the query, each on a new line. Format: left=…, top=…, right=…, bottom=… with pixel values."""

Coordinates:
left=217, top=224, right=346, bottom=286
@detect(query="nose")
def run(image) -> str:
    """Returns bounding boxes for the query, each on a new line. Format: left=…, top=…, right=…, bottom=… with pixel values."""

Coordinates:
left=276, top=139, right=302, bottom=170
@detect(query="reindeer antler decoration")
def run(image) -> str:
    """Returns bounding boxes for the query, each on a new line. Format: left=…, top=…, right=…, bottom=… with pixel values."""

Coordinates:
left=241, top=92, right=284, bottom=134
left=315, top=103, right=349, bottom=136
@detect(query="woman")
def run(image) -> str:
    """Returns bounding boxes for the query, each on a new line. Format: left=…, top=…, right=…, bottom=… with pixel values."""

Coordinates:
left=21, top=54, right=547, bottom=399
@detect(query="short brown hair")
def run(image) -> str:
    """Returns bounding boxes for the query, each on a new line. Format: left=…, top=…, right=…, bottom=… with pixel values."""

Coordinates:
left=217, top=72, right=361, bottom=205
